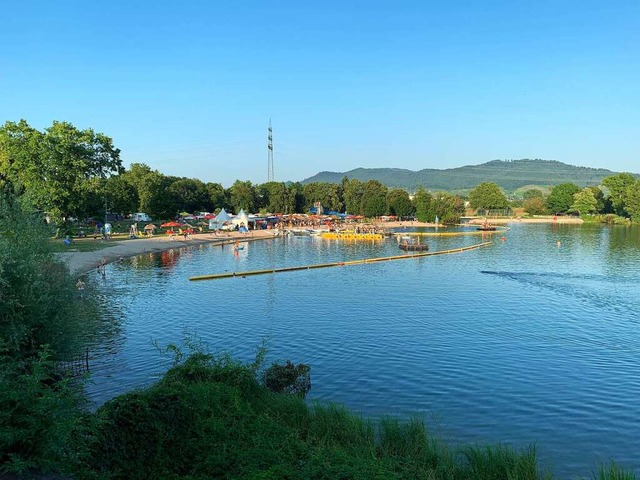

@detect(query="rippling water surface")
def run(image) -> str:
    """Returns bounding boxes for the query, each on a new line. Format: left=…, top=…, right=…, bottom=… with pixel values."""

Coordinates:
left=87, top=224, right=640, bottom=478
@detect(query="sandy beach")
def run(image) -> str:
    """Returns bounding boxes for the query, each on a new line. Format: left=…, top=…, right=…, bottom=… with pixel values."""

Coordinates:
left=57, top=230, right=279, bottom=276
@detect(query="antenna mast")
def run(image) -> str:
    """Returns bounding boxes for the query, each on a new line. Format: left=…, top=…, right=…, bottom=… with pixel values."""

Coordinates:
left=267, top=119, right=274, bottom=182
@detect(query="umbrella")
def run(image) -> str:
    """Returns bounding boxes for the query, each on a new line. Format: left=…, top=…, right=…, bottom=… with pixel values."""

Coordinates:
left=161, top=221, right=182, bottom=228
left=144, top=224, right=157, bottom=230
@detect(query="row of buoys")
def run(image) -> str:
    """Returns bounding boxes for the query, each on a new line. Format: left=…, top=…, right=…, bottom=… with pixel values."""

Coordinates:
left=189, top=241, right=493, bottom=281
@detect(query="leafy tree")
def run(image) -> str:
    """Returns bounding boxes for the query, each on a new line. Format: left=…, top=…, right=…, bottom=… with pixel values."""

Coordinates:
left=624, top=181, right=640, bottom=222
left=342, top=177, right=364, bottom=215
left=0, top=120, right=122, bottom=223
left=361, top=180, right=388, bottom=218
left=303, top=182, right=343, bottom=213
left=523, top=196, right=548, bottom=215
left=229, top=180, right=257, bottom=213
left=431, top=192, right=465, bottom=224
left=287, top=182, right=306, bottom=214
left=413, top=187, right=432, bottom=222
left=546, top=183, right=580, bottom=214
left=469, top=182, right=508, bottom=211
left=570, top=188, right=598, bottom=215
left=602, top=173, right=637, bottom=216
left=122, top=164, right=174, bottom=219
left=205, top=182, right=227, bottom=211
left=256, top=182, right=291, bottom=214
left=386, top=188, right=414, bottom=217
left=586, top=186, right=606, bottom=214
left=167, top=178, right=210, bottom=214
left=522, top=189, right=544, bottom=200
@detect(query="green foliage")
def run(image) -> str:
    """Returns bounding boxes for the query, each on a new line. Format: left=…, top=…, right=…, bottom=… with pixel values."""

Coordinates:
left=602, top=173, right=637, bottom=216
left=588, top=462, right=638, bottom=480
left=69, top=350, right=555, bottom=480
left=229, top=179, right=258, bottom=213
left=431, top=192, right=465, bottom=224
left=413, top=187, right=433, bottom=222
left=546, top=183, right=581, bottom=214
left=263, top=360, right=311, bottom=398
left=0, top=193, right=97, bottom=358
left=386, top=188, right=414, bottom=217
left=361, top=180, right=388, bottom=217
left=0, top=119, right=122, bottom=223
left=623, top=180, right=640, bottom=222
left=0, top=346, right=83, bottom=474
left=469, top=182, right=509, bottom=211
left=524, top=196, right=548, bottom=215
left=571, top=188, right=598, bottom=215
left=342, top=176, right=364, bottom=215
left=461, top=444, right=551, bottom=480
left=523, top=189, right=544, bottom=200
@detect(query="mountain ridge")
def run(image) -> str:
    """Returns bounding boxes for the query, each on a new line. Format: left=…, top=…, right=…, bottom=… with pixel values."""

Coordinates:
left=300, top=159, right=635, bottom=192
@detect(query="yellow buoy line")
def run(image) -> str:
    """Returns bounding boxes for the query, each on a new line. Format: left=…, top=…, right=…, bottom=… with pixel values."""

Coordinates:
left=189, top=241, right=493, bottom=282
left=392, top=227, right=509, bottom=237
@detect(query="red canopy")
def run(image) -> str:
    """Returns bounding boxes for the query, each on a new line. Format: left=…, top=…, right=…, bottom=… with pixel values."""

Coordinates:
left=161, top=221, right=182, bottom=228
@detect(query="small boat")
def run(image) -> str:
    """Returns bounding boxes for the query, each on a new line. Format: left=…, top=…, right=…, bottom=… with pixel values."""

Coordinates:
left=399, top=243, right=429, bottom=251
left=477, top=226, right=497, bottom=231
left=290, top=229, right=311, bottom=236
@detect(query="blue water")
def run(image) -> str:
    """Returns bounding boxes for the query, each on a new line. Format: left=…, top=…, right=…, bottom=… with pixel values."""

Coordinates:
left=87, top=224, right=640, bottom=478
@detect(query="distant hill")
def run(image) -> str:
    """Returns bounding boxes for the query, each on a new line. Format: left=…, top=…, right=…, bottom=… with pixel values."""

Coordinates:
left=301, top=159, right=633, bottom=193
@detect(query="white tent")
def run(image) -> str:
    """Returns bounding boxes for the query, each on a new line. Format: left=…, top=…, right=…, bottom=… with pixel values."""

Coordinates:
left=208, top=208, right=231, bottom=230
left=232, top=209, right=250, bottom=230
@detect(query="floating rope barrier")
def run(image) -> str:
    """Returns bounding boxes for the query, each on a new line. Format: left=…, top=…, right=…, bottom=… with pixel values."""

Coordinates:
left=189, top=241, right=493, bottom=281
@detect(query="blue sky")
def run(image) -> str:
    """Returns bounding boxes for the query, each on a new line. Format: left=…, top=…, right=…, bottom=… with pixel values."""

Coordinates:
left=1, top=0, right=638, bottom=186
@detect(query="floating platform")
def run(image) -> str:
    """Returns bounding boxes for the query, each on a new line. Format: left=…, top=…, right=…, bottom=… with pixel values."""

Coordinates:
left=320, top=231, right=384, bottom=240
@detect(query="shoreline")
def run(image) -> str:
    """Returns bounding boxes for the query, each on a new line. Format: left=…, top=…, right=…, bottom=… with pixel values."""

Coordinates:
left=56, top=230, right=279, bottom=276
left=377, top=216, right=583, bottom=229
left=58, top=216, right=583, bottom=276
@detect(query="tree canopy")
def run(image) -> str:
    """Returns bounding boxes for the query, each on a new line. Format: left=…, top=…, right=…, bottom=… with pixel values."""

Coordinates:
left=468, top=182, right=508, bottom=211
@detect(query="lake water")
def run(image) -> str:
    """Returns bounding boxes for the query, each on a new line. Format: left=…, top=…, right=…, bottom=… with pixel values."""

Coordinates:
left=86, top=224, right=640, bottom=478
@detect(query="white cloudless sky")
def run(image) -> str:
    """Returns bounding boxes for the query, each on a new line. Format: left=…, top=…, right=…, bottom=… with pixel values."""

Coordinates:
left=1, top=0, right=638, bottom=186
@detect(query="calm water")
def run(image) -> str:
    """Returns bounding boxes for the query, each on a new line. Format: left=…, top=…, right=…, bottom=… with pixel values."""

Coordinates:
left=87, top=224, right=640, bottom=478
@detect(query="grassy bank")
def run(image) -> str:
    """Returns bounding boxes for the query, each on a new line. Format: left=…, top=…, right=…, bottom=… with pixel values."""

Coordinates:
left=68, top=352, right=548, bottom=480
left=55, top=352, right=633, bottom=480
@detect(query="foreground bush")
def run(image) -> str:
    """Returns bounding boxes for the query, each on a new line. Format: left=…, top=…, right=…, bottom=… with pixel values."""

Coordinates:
left=0, top=191, right=98, bottom=474
left=69, top=352, right=552, bottom=480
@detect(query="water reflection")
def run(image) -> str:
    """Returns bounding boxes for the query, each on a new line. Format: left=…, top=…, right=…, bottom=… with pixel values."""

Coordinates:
left=85, top=224, right=640, bottom=478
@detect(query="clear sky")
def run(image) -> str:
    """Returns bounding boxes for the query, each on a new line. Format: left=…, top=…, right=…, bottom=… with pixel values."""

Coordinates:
left=1, top=0, right=638, bottom=186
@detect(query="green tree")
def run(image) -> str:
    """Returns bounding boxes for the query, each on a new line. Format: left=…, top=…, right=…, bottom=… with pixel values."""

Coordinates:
left=0, top=120, right=122, bottom=223
left=468, top=182, right=508, bottom=211
left=602, top=173, right=637, bottom=216
left=167, top=178, right=210, bottom=214
left=303, top=182, right=343, bottom=213
left=257, top=182, right=292, bottom=214
left=122, top=164, right=173, bottom=219
left=342, top=177, right=364, bottom=215
left=431, top=192, right=465, bottom=224
left=570, top=188, right=598, bottom=215
left=546, top=183, right=580, bottom=214
left=523, top=196, right=548, bottom=215
left=361, top=180, right=388, bottom=218
left=205, top=182, right=227, bottom=211
left=522, top=189, right=544, bottom=200
left=386, top=188, right=413, bottom=218
left=229, top=180, right=257, bottom=213
left=413, top=187, right=433, bottom=222
left=624, top=181, right=640, bottom=222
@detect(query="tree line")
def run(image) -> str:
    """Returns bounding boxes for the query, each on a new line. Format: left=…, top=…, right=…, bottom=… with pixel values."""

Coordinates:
left=2, top=120, right=640, bottom=224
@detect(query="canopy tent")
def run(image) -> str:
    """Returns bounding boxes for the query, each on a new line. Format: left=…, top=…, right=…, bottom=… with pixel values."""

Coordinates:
left=232, top=209, right=250, bottom=230
left=208, top=208, right=231, bottom=230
